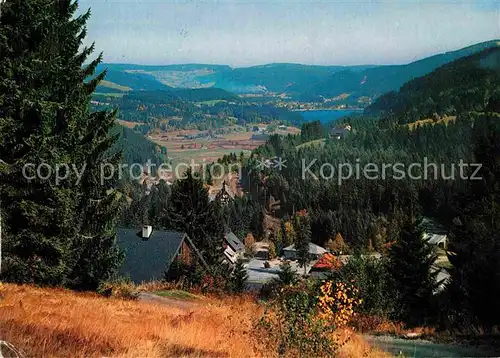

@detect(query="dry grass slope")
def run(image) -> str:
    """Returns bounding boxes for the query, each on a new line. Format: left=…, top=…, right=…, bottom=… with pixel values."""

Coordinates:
left=0, top=284, right=387, bottom=357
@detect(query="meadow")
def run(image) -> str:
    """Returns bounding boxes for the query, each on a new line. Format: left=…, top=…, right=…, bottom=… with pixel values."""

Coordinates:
left=0, top=283, right=388, bottom=357
left=147, top=124, right=300, bottom=167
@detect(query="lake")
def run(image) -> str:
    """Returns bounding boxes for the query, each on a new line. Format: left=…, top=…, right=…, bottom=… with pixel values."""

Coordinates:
left=297, top=109, right=363, bottom=124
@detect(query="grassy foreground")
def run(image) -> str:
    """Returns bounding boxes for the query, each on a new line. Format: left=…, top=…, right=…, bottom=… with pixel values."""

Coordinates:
left=0, top=284, right=387, bottom=357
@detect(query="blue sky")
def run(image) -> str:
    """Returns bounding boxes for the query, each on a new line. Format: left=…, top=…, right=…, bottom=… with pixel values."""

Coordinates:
left=78, top=0, right=500, bottom=66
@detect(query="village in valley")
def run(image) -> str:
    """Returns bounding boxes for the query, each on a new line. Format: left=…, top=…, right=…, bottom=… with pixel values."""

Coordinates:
left=2, top=1, right=500, bottom=357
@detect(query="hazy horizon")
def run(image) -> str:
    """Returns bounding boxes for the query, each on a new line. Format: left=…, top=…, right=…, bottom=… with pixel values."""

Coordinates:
left=79, top=0, right=500, bottom=67
left=97, top=38, right=500, bottom=68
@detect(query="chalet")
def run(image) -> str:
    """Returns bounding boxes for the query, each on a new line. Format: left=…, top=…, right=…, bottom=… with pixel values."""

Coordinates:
left=283, top=243, right=327, bottom=260
left=223, top=231, right=245, bottom=264
left=116, top=226, right=208, bottom=283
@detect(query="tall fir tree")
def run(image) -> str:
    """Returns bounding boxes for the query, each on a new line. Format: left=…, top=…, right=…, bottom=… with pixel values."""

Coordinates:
left=293, top=213, right=311, bottom=275
left=0, top=0, right=123, bottom=289
left=386, top=219, right=439, bottom=326
left=229, top=257, right=248, bottom=293
left=168, top=169, right=225, bottom=267
left=446, top=114, right=500, bottom=331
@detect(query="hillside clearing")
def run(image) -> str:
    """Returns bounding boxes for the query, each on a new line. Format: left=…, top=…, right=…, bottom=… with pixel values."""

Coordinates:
left=296, top=138, right=326, bottom=150
left=407, top=115, right=457, bottom=130
left=99, top=80, right=133, bottom=92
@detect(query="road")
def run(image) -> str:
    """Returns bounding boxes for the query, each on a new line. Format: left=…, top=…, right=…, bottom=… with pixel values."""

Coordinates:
left=365, top=335, right=500, bottom=357
left=246, top=257, right=316, bottom=290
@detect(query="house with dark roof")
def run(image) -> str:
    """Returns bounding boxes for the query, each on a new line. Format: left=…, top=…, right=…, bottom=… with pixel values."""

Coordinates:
left=329, top=128, right=349, bottom=139
left=283, top=243, right=327, bottom=260
left=116, top=226, right=208, bottom=283
left=423, top=233, right=448, bottom=249
left=421, top=217, right=449, bottom=249
left=223, top=231, right=245, bottom=264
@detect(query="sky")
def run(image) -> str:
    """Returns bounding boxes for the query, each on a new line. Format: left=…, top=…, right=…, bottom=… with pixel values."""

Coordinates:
left=78, top=0, right=500, bottom=67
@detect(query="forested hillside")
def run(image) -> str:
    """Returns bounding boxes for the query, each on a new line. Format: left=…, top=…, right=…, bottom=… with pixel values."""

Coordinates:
left=95, top=40, right=499, bottom=104
left=111, top=125, right=167, bottom=166
left=95, top=69, right=171, bottom=92
left=295, top=40, right=500, bottom=102
left=220, top=47, right=500, bottom=331
left=209, top=63, right=368, bottom=93
left=3, top=0, right=500, bottom=352
left=94, top=90, right=303, bottom=131
left=365, top=46, right=500, bottom=124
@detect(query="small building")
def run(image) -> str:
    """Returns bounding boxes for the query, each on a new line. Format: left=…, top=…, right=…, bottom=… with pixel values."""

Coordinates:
left=329, top=124, right=352, bottom=140
left=283, top=243, right=327, bottom=261
left=309, top=253, right=342, bottom=279
left=423, top=233, right=448, bottom=250
left=421, top=217, right=449, bottom=249
left=223, top=231, right=245, bottom=264
left=116, top=226, right=208, bottom=283
left=329, top=128, right=349, bottom=139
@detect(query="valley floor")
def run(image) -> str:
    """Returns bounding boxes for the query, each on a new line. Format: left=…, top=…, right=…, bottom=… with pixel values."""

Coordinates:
left=0, top=284, right=387, bottom=357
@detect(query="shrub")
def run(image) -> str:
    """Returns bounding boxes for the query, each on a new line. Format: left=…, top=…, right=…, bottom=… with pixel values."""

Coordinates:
left=327, top=232, right=349, bottom=254
left=244, top=233, right=257, bottom=257
left=332, top=254, right=393, bottom=317
left=278, top=261, right=298, bottom=285
left=317, top=280, right=362, bottom=328
left=229, top=258, right=248, bottom=293
left=259, top=279, right=282, bottom=300
left=257, top=281, right=346, bottom=357
left=268, top=242, right=277, bottom=260
left=97, top=278, right=139, bottom=300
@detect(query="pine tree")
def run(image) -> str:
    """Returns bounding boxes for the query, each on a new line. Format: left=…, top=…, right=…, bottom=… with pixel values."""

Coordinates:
left=0, top=0, right=123, bottom=289
left=293, top=214, right=311, bottom=275
left=278, top=261, right=298, bottom=285
left=386, top=219, right=438, bottom=326
left=230, top=258, right=248, bottom=293
left=168, top=169, right=225, bottom=267
left=446, top=115, right=500, bottom=331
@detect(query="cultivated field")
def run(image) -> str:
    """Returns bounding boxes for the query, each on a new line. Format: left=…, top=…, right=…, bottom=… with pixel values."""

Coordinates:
left=147, top=124, right=300, bottom=166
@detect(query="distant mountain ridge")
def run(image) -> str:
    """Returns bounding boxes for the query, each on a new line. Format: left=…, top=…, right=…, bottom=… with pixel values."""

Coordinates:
left=365, top=46, right=500, bottom=124
left=95, top=40, right=500, bottom=104
left=294, top=40, right=500, bottom=102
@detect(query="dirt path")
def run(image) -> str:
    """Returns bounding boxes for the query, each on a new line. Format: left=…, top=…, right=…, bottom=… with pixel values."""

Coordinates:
left=138, top=292, right=200, bottom=310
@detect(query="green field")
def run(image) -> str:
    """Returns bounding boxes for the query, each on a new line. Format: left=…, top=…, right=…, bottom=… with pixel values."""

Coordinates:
left=296, top=138, right=326, bottom=150
left=99, top=80, right=132, bottom=92
left=153, top=289, right=201, bottom=300
left=93, top=92, right=125, bottom=98
left=196, top=99, right=228, bottom=106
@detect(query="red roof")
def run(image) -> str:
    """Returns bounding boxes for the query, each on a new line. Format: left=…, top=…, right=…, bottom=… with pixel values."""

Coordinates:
left=312, top=253, right=341, bottom=270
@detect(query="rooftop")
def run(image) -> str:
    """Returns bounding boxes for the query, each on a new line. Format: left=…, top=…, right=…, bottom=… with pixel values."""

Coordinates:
left=116, top=228, right=189, bottom=283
